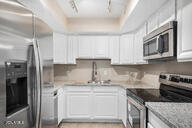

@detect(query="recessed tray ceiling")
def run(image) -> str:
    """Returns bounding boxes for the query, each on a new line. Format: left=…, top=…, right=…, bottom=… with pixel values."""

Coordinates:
left=57, top=0, right=129, bottom=18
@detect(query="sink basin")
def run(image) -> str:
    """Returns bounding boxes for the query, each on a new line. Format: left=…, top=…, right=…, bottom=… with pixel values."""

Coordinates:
left=88, top=80, right=111, bottom=85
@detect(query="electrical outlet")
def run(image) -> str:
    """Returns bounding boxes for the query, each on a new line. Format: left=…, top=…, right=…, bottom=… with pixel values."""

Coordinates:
left=66, top=71, right=70, bottom=76
left=104, top=70, right=108, bottom=76
left=125, top=71, right=130, bottom=76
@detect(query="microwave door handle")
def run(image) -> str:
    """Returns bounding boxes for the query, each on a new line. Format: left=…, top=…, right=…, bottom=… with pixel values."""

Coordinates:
left=158, top=35, right=164, bottom=54
left=32, top=39, right=42, bottom=128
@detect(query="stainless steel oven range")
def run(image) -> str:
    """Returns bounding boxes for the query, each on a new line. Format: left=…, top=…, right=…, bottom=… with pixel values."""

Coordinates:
left=126, top=73, right=192, bottom=128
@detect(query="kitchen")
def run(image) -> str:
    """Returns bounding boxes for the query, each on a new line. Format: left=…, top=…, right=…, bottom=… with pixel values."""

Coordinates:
left=0, top=0, right=192, bottom=128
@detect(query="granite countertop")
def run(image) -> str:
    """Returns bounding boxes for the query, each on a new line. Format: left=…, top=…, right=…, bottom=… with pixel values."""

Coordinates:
left=54, top=81, right=158, bottom=89
left=146, top=102, right=192, bottom=128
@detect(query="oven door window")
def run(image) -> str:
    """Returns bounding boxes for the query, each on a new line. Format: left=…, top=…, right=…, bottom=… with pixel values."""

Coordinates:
left=128, top=101, right=140, bottom=128
left=148, top=38, right=158, bottom=55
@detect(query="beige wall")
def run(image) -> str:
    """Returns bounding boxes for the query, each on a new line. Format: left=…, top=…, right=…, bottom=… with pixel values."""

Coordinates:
left=140, top=61, right=192, bottom=86
left=67, top=18, right=120, bottom=33
left=54, top=60, right=192, bottom=86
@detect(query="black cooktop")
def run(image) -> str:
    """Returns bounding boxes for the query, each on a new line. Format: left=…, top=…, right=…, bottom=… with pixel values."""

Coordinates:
left=126, top=84, right=192, bottom=105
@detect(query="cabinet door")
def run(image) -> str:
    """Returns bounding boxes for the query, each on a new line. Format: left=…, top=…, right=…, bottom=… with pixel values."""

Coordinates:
left=177, top=0, right=192, bottom=62
left=134, top=24, right=148, bottom=64
left=148, top=110, right=170, bottom=128
left=67, top=36, right=78, bottom=64
left=118, top=88, right=127, bottom=127
left=67, top=93, right=91, bottom=118
left=78, top=36, right=93, bottom=58
left=109, top=36, right=120, bottom=64
left=58, top=92, right=64, bottom=124
left=147, top=13, right=159, bottom=34
left=53, top=33, right=67, bottom=64
left=94, top=36, right=109, bottom=59
left=158, top=0, right=176, bottom=27
left=93, top=93, right=118, bottom=119
left=120, top=34, right=134, bottom=64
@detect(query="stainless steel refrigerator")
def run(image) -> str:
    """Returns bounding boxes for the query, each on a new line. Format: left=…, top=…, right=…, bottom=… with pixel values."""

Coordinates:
left=0, top=0, right=54, bottom=128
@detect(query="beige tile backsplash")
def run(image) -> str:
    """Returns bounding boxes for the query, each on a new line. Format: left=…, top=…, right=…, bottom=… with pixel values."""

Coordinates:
left=54, top=60, right=140, bottom=83
left=54, top=60, right=192, bottom=88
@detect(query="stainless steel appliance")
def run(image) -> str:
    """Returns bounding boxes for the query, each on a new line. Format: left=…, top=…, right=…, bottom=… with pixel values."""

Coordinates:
left=0, top=0, right=53, bottom=128
left=143, top=21, right=177, bottom=60
left=126, top=73, right=192, bottom=128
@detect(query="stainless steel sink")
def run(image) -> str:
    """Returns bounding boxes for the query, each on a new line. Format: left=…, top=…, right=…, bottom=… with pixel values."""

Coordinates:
left=87, top=80, right=111, bottom=85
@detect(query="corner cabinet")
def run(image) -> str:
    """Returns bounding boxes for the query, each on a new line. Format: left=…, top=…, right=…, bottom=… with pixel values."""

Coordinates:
left=120, top=34, right=134, bottom=64
left=58, top=88, right=65, bottom=124
left=109, top=36, right=120, bottom=65
left=53, top=33, right=78, bottom=64
left=67, top=36, right=78, bottom=64
left=53, top=33, right=67, bottom=64
left=134, top=24, right=148, bottom=64
left=177, top=0, right=192, bottom=62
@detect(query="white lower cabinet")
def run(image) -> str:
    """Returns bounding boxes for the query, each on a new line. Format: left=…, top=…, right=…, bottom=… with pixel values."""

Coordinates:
left=67, top=93, right=91, bottom=118
left=148, top=110, right=170, bottom=128
left=93, top=93, right=118, bottom=119
left=58, top=88, right=65, bottom=124
left=118, top=88, right=127, bottom=127
left=57, top=86, right=127, bottom=124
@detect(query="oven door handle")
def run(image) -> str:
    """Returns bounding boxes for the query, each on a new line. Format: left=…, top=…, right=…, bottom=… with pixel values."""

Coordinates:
left=127, top=96, right=145, bottom=110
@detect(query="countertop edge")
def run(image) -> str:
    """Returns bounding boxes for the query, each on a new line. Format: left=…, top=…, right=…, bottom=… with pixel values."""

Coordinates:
left=146, top=103, right=177, bottom=128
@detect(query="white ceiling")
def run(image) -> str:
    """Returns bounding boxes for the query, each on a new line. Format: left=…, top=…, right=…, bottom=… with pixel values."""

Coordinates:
left=57, top=0, right=129, bottom=18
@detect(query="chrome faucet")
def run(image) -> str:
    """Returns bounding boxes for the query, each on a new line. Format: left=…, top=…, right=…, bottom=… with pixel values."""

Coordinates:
left=92, top=61, right=97, bottom=82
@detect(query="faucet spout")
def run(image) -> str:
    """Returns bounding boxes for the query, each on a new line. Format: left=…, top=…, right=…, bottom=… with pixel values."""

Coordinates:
left=92, top=61, right=97, bottom=82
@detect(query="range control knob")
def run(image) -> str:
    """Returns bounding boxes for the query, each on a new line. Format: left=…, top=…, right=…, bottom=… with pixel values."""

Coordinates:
left=160, top=75, right=167, bottom=79
left=169, top=75, right=180, bottom=83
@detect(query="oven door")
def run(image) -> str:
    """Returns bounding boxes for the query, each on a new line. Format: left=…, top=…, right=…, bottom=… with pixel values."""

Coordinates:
left=127, top=97, right=146, bottom=128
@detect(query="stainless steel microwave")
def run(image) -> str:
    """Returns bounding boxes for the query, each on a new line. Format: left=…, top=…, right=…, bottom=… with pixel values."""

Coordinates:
left=143, top=21, right=177, bottom=60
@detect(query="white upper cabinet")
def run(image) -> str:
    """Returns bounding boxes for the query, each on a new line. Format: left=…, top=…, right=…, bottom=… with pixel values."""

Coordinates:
left=78, top=36, right=94, bottom=58
left=120, top=34, right=134, bottom=64
left=134, top=24, right=148, bottom=64
left=78, top=35, right=109, bottom=59
left=53, top=33, right=67, bottom=64
left=158, top=0, right=176, bottom=27
left=147, top=0, right=176, bottom=33
left=109, top=36, right=120, bottom=64
left=147, top=13, right=159, bottom=34
left=53, top=33, right=78, bottom=64
left=177, top=0, right=192, bottom=62
left=67, top=36, right=78, bottom=64
left=94, top=36, right=109, bottom=59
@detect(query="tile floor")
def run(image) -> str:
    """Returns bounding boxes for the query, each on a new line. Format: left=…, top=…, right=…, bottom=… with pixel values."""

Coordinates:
left=59, top=122, right=125, bottom=128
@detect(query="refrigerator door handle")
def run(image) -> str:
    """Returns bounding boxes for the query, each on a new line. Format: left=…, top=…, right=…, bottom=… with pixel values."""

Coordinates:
left=36, top=39, right=43, bottom=128
left=32, top=39, right=42, bottom=128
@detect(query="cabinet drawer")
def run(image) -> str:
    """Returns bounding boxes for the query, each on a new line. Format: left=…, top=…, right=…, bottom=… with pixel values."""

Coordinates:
left=148, top=110, right=170, bottom=128
left=66, top=86, right=91, bottom=92
left=93, top=87, right=118, bottom=93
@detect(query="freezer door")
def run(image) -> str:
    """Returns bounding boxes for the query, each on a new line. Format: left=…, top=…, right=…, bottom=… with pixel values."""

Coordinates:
left=0, top=1, right=42, bottom=128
